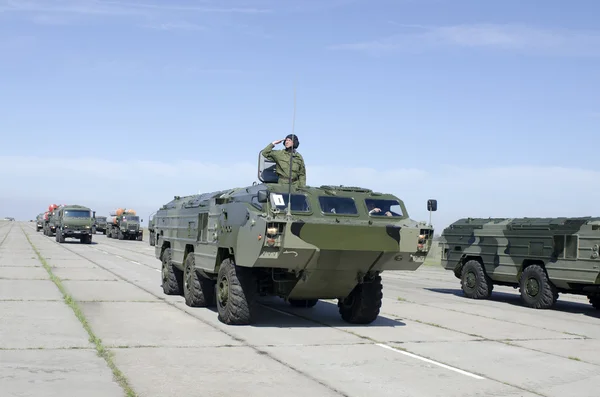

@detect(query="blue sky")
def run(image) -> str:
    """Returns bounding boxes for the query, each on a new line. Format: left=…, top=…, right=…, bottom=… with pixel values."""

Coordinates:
left=0, top=0, right=599, bottom=231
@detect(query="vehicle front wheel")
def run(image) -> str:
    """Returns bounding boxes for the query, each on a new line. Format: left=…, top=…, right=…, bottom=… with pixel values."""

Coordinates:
left=216, top=258, right=255, bottom=325
left=460, top=260, right=493, bottom=299
left=338, top=274, right=383, bottom=324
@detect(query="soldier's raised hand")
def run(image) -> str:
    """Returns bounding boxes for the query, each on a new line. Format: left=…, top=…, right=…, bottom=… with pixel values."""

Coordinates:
left=272, top=139, right=284, bottom=145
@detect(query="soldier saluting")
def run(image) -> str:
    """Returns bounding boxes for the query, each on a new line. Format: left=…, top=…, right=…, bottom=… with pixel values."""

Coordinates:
left=260, top=134, right=306, bottom=187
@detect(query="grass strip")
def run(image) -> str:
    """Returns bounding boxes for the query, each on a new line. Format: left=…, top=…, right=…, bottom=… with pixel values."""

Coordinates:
left=22, top=229, right=137, bottom=397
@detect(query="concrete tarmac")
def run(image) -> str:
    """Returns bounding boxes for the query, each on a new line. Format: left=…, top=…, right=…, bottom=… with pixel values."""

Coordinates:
left=2, top=221, right=599, bottom=396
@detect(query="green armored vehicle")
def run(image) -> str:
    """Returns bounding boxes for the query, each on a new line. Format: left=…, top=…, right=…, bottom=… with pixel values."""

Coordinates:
left=153, top=151, right=436, bottom=325
left=93, top=216, right=107, bottom=235
left=54, top=205, right=94, bottom=244
left=439, top=217, right=600, bottom=310
left=106, top=208, right=143, bottom=241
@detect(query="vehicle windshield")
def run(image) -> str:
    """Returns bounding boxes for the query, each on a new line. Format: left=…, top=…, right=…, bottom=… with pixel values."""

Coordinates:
left=269, top=193, right=310, bottom=212
left=123, top=216, right=139, bottom=222
left=364, top=198, right=404, bottom=217
left=97, top=216, right=107, bottom=221
left=64, top=210, right=91, bottom=218
left=318, top=196, right=358, bottom=215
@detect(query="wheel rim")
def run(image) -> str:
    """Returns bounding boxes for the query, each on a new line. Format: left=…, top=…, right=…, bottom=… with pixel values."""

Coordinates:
left=218, top=274, right=229, bottom=307
left=526, top=277, right=539, bottom=297
left=466, top=271, right=476, bottom=289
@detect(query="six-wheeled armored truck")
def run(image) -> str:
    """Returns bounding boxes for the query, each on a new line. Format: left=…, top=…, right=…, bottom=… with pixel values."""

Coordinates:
left=54, top=205, right=94, bottom=244
left=93, top=215, right=108, bottom=235
left=106, top=208, right=143, bottom=241
left=151, top=151, right=437, bottom=325
left=439, top=217, right=600, bottom=310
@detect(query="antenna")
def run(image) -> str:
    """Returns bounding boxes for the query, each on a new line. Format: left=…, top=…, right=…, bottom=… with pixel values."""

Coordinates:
left=286, top=83, right=297, bottom=218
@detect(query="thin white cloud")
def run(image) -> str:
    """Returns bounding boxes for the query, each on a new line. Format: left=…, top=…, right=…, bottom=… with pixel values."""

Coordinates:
left=329, top=23, right=600, bottom=57
left=140, top=20, right=206, bottom=31
left=1, top=155, right=599, bottom=232
left=0, top=0, right=270, bottom=15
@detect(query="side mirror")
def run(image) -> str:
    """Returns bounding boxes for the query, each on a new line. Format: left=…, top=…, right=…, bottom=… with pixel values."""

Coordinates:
left=141, top=219, right=144, bottom=223
left=257, top=190, right=269, bottom=203
left=427, top=199, right=437, bottom=212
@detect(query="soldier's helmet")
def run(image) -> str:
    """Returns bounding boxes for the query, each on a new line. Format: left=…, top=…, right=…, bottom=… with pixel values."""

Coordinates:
left=285, top=134, right=299, bottom=149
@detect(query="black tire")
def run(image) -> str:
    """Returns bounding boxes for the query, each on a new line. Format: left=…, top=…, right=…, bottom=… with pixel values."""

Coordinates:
left=216, top=258, right=255, bottom=325
left=183, top=253, right=215, bottom=307
left=519, top=264, right=558, bottom=309
left=161, top=248, right=183, bottom=295
left=338, top=274, right=383, bottom=324
left=460, top=260, right=493, bottom=299
left=288, top=299, right=318, bottom=308
left=118, top=230, right=124, bottom=240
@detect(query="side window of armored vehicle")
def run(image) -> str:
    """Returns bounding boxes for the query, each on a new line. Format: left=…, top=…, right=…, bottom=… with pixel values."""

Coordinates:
left=269, top=193, right=311, bottom=212
left=364, top=199, right=403, bottom=217
left=552, top=235, right=579, bottom=259
left=318, top=196, right=358, bottom=215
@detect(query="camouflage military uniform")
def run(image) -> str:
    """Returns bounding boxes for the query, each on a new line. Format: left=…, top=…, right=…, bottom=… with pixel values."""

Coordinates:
left=260, top=137, right=306, bottom=187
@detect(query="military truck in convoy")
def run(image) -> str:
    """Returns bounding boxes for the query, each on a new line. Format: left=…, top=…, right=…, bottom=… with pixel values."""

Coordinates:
left=53, top=205, right=94, bottom=244
left=43, top=204, right=60, bottom=237
left=152, top=150, right=437, bottom=325
left=106, top=208, right=143, bottom=241
left=35, top=213, right=44, bottom=232
left=439, top=217, right=600, bottom=310
left=92, top=216, right=108, bottom=235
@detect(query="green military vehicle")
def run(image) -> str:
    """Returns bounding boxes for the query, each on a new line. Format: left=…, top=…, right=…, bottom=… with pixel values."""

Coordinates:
left=439, top=217, right=600, bottom=310
left=106, top=208, right=143, bottom=241
left=148, top=212, right=156, bottom=246
left=43, top=205, right=60, bottom=237
left=152, top=151, right=437, bottom=325
left=54, top=205, right=94, bottom=244
left=92, top=215, right=108, bottom=235
left=35, top=213, right=44, bottom=232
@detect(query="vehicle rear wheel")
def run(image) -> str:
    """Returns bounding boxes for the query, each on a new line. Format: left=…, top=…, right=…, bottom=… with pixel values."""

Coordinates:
left=161, top=248, right=182, bottom=295
left=216, top=258, right=255, bottom=325
left=519, top=264, right=558, bottom=309
left=338, top=274, right=383, bottom=324
left=183, top=254, right=215, bottom=307
left=460, top=260, right=493, bottom=299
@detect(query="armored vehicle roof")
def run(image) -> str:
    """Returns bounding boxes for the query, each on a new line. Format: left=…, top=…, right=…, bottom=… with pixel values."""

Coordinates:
left=445, top=216, right=600, bottom=231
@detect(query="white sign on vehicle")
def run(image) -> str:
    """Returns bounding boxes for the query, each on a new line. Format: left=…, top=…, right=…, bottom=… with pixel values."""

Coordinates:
left=271, top=193, right=285, bottom=206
